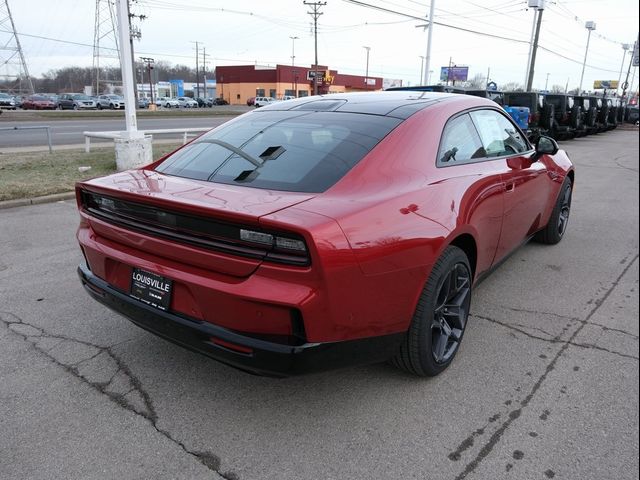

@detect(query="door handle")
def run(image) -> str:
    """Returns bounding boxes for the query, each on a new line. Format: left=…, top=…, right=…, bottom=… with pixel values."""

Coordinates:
left=505, top=182, right=515, bottom=193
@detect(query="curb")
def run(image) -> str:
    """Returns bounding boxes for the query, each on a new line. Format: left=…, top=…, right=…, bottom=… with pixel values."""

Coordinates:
left=0, top=191, right=76, bottom=210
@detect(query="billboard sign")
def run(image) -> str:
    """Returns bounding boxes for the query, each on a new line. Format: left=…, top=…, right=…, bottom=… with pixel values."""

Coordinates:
left=440, top=66, right=469, bottom=82
left=383, top=78, right=403, bottom=89
left=593, top=80, right=619, bottom=89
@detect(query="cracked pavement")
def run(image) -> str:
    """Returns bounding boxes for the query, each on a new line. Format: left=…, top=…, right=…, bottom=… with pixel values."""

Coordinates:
left=1, top=130, right=638, bottom=479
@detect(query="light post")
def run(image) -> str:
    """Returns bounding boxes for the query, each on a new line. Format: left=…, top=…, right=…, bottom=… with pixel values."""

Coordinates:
left=579, top=21, right=596, bottom=93
left=428, top=70, right=433, bottom=85
left=545, top=72, right=550, bottom=90
left=617, top=43, right=630, bottom=95
left=419, top=56, right=425, bottom=85
left=363, top=46, right=371, bottom=85
left=290, top=36, right=299, bottom=66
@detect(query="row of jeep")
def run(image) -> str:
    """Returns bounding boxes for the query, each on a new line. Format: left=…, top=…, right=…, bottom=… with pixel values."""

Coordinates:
left=386, top=85, right=638, bottom=141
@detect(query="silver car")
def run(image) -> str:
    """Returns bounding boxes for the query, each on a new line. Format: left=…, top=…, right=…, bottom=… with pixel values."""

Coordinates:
left=96, top=94, right=125, bottom=110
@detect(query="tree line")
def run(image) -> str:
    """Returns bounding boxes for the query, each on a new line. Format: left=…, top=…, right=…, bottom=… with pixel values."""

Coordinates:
left=0, top=61, right=204, bottom=94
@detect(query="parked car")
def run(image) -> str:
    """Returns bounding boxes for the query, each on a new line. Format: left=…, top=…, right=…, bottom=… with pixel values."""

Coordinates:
left=596, top=97, right=613, bottom=132
left=254, top=96, right=274, bottom=107
left=0, top=92, right=16, bottom=110
left=280, top=95, right=297, bottom=101
left=213, top=97, right=229, bottom=105
left=96, top=94, right=125, bottom=110
left=21, top=95, right=56, bottom=110
left=176, top=97, right=199, bottom=108
left=625, top=105, right=639, bottom=124
left=465, top=89, right=504, bottom=105
left=138, top=97, right=150, bottom=109
left=57, top=93, right=97, bottom=110
left=76, top=91, right=574, bottom=377
left=606, top=98, right=620, bottom=130
left=544, top=94, right=581, bottom=140
left=12, top=95, right=23, bottom=108
left=503, top=92, right=554, bottom=141
left=574, top=96, right=598, bottom=135
left=155, top=97, right=180, bottom=108
left=246, top=96, right=255, bottom=106
left=196, top=97, right=213, bottom=107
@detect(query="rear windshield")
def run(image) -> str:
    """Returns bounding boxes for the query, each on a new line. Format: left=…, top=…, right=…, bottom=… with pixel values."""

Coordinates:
left=155, top=110, right=402, bottom=193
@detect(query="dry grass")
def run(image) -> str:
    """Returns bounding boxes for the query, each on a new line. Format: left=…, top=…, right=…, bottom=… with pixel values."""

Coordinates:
left=0, top=143, right=180, bottom=201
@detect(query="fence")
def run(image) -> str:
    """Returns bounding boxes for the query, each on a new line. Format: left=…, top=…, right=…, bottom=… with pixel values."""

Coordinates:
left=0, top=125, right=53, bottom=153
left=83, top=127, right=211, bottom=153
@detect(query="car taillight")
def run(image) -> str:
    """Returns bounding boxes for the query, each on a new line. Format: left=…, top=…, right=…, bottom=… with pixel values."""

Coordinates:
left=240, top=228, right=309, bottom=264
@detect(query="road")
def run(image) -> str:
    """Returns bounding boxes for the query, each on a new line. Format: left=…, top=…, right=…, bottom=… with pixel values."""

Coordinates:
left=0, top=115, right=238, bottom=148
left=0, top=130, right=638, bottom=480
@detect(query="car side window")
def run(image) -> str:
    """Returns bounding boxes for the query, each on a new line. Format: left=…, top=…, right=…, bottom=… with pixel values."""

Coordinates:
left=470, top=110, right=528, bottom=157
left=437, top=113, right=485, bottom=165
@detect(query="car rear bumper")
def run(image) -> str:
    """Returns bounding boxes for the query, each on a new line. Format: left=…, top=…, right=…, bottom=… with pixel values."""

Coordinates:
left=78, top=263, right=404, bottom=377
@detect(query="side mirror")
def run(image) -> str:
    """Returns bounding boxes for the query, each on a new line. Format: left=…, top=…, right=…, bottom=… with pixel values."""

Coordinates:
left=534, top=135, right=559, bottom=159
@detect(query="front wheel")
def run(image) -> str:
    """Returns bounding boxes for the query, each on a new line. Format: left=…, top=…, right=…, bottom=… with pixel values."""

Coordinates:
left=534, top=177, right=572, bottom=245
left=391, top=246, right=472, bottom=376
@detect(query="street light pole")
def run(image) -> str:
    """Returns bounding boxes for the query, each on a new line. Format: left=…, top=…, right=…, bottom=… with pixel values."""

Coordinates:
left=545, top=72, right=550, bottom=90
left=579, top=21, right=596, bottom=93
left=617, top=44, right=630, bottom=95
left=290, top=36, right=299, bottom=66
left=363, top=46, right=371, bottom=83
left=419, top=56, right=425, bottom=85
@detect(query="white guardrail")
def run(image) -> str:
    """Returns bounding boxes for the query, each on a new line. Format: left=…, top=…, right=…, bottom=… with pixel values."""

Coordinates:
left=83, top=128, right=211, bottom=153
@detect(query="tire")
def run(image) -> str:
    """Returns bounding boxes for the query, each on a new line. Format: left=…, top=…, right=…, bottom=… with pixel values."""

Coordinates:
left=73, top=104, right=78, bottom=110
left=391, top=246, right=472, bottom=377
left=58, top=104, right=63, bottom=110
left=534, top=177, right=572, bottom=245
left=109, top=104, right=115, bottom=110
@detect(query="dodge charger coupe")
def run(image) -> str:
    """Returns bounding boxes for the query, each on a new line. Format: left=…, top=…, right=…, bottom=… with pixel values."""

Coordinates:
left=76, top=91, right=574, bottom=377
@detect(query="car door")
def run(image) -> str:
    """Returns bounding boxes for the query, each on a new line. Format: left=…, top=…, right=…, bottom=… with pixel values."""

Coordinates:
left=436, top=113, right=505, bottom=276
left=469, top=109, right=550, bottom=262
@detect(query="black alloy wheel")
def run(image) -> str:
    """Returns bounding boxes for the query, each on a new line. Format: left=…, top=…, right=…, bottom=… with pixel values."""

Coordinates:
left=392, top=246, right=472, bottom=376
left=431, top=262, right=472, bottom=364
left=535, top=177, right=573, bottom=245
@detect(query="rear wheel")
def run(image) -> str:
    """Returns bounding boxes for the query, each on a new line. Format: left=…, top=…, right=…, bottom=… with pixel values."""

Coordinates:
left=391, top=246, right=472, bottom=377
left=535, top=177, right=572, bottom=245
left=97, top=104, right=102, bottom=110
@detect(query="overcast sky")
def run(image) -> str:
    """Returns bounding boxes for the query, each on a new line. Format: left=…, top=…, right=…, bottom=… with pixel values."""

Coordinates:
left=6, top=0, right=639, bottom=91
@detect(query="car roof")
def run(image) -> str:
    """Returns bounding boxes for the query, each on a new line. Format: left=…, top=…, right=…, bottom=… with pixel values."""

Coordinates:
left=257, top=91, right=463, bottom=119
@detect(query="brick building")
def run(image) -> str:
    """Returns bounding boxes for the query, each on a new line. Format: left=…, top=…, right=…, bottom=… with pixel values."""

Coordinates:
left=215, top=64, right=383, bottom=105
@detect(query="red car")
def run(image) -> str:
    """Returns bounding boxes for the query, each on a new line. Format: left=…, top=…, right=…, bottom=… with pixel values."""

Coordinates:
left=21, top=95, right=56, bottom=110
left=76, top=92, right=574, bottom=376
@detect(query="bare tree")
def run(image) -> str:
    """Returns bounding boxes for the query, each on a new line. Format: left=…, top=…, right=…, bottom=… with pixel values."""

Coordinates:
left=462, top=73, right=486, bottom=89
left=550, top=84, right=565, bottom=93
left=502, top=81, right=524, bottom=92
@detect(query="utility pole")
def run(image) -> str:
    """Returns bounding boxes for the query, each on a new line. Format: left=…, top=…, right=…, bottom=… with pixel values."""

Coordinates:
left=304, top=1, right=326, bottom=96
left=424, top=0, right=435, bottom=85
left=191, top=41, right=200, bottom=98
left=140, top=56, right=154, bottom=105
left=114, top=0, right=151, bottom=171
left=545, top=72, right=550, bottom=90
left=486, top=67, right=491, bottom=87
left=92, top=0, right=119, bottom=95
left=419, top=56, right=425, bottom=85
left=622, top=37, right=638, bottom=100
left=578, top=21, right=596, bottom=93
left=526, top=4, right=544, bottom=91
left=127, top=0, right=145, bottom=102
left=202, top=47, right=210, bottom=99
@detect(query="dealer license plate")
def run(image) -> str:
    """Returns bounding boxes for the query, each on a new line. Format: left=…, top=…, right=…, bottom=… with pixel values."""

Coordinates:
left=130, top=268, right=172, bottom=311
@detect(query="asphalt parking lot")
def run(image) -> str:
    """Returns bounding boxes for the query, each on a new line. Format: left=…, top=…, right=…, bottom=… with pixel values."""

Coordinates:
left=0, top=129, right=638, bottom=480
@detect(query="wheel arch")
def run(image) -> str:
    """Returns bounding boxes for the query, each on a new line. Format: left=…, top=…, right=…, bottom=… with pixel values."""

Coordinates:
left=448, top=233, right=478, bottom=281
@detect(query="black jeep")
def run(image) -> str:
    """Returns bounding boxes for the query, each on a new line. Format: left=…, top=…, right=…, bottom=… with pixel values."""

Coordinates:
left=574, top=96, right=598, bottom=135
left=595, top=97, right=612, bottom=132
left=465, top=89, right=504, bottom=105
left=544, top=94, right=584, bottom=140
left=606, top=98, right=620, bottom=130
left=503, top=91, right=554, bottom=140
